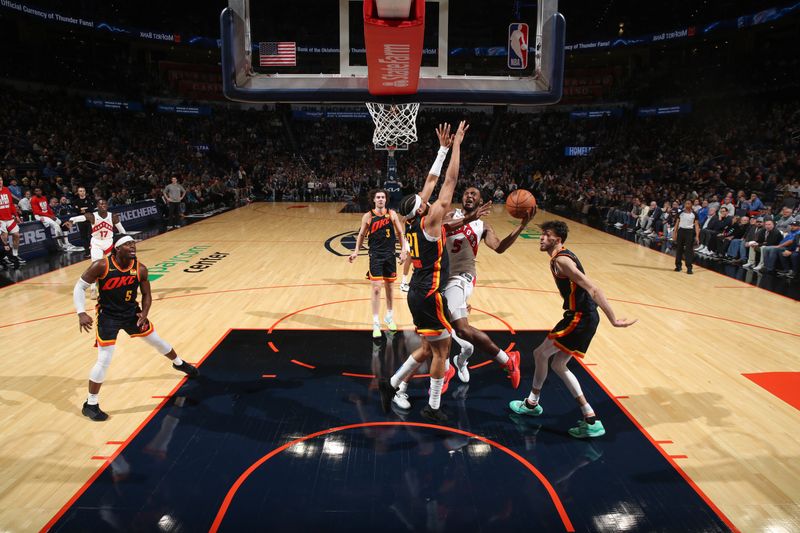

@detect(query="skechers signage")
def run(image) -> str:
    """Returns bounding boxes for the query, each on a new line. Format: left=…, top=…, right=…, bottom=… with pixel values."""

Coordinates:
left=18, top=200, right=160, bottom=260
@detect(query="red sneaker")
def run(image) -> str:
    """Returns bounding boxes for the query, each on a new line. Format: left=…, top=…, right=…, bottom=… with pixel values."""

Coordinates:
left=442, top=364, right=456, bottom=395
left=505, top=351, right=521, bottom=389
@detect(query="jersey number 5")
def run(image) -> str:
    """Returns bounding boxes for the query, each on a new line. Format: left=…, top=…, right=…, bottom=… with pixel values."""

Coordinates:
left=125, top=290, right=133, bottom=301
left=451, top=240, right=462, bottom=253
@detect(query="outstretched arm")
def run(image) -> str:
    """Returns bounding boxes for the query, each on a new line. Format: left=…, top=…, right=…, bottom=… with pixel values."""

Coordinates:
left=112, top=213, right=126, bottom=233
left=556, top=256, right=637, bottom=328
left=349, top=212, right=371, bottom=263
left=419, top=124, right=452, bottom=204
left=484, top=206, right=536, bottom=253
left=443, top=202, right=492, bottom=232
left=428, top=121, right=468, bottom=227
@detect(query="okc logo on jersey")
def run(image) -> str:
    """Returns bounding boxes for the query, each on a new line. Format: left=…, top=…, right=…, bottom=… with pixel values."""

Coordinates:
left=508, top=23, right=529, bottom=70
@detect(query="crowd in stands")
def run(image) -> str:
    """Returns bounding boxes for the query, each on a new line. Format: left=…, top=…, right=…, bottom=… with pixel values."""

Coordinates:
left=1, top=85, right=798, bottom=279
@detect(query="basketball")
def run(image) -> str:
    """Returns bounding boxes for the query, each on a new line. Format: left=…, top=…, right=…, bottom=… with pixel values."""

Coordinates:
left=505, top=189, right=536, bottom=218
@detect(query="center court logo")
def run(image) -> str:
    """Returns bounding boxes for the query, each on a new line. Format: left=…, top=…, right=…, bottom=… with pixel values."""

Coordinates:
left=324, top=231, right=361, bottom=257
left=324, top=231, right=404, bottom=257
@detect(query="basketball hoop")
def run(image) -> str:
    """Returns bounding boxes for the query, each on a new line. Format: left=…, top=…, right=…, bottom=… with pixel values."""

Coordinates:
left=366, top=102, right=419, bottom=149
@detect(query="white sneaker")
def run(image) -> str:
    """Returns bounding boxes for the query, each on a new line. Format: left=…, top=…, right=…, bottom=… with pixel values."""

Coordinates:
left=454, top=356, right=470, bottom=383
left=392, top=391, right=411, bottom=410
left=399, top=282, right=409, bottom=293
left=614, top=222, right=623, bottom=228
left=742, top=262, right=754, bottom=269
left=752, top=264, right=764, bottom=272
left=14, top=256, right=25, bottom=264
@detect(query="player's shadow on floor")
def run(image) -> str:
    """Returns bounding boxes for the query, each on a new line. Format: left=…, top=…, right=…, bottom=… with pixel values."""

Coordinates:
left=611, top=262, right=677, bottom=272
left=625, top=387, right=732, bottom=427
left=0, top=374, right=182, bottom=415
left=247, top=310, right=364, bottom=329
left=152, top=286, right=209, bottom=297
left=322, top=278, right=372, bottom=286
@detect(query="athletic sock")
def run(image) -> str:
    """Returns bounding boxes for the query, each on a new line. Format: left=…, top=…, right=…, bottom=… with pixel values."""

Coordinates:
left=526, top=391, right=540, bottom=406
left=401, top=275, right=408, bottom=284
left=172, top=356, right=184, bottom=366
left=398, top=381, right=408, bottom=393
left=495, top=349, right=509, bottom=365
left=373, top=314, right=380, bottom=325
left=391, top=356, right=421, bottom=388
left=385, top=310, right=393, bottom=322
left=580, top=402, right=595, bottom=423
left=429, top=377, right=444, bottom=409
left=87, top=393, right=99, bottom=406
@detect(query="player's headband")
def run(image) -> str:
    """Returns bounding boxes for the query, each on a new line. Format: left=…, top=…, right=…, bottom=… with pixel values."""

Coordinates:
left=406, top=194, right=423, bottom=218
left=114, top=236, right=134, bottom=249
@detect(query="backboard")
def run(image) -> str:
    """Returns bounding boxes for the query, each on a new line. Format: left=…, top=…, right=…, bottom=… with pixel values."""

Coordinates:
left=220, top=0, right=565, bottom=105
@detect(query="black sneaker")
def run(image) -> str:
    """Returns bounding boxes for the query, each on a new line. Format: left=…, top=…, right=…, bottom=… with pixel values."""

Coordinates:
left=173, top=361, right=199, bottom=377
left=378, top=379, right=396, bottom=414
left=686, top=269, right=693, bottom=275
left=420, top=404, right=448, bottom=422
left=82, top=401, right=109, bottom=421
left=674, top=267, right=681, bottom=272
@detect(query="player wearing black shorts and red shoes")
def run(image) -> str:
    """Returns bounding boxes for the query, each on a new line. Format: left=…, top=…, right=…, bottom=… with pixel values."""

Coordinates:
left=379, top=121, right=469, bottom=422
left=349, top=189, right=407, bottom=337
left=509, top=221, right=636, bottom=438
left=73, top=234, right=198, bottom=421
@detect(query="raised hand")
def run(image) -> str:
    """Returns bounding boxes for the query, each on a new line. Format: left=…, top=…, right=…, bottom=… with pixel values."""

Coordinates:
left=520, top=205, right=537, bottom=227
left=435, top=123, right=452, bottom=148
left=453, top=120, right=469, bottom=145
left=474, top=201, right=493, bottom=219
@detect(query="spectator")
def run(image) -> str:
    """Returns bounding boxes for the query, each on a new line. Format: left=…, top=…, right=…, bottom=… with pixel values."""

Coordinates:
left=163, top=176, right=186, bottom=229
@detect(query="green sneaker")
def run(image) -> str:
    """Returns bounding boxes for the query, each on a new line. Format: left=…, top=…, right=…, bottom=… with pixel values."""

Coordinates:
left=384, top=316, right=397, bottom=332
left=509, top=399, right=543, bottom=417
left=372, top=324, right=382, bottom=338
left=568, top=419, right=605, bottom=439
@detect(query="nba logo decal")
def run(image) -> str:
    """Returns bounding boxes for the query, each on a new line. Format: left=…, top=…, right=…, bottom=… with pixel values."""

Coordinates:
left=508, top=23, right=529, bottom=70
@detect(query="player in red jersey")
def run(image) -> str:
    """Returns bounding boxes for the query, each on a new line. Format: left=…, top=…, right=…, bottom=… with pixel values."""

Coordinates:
left=31, top=187, right=81, bottom=252
left=0, top=176, right=23, bottom=266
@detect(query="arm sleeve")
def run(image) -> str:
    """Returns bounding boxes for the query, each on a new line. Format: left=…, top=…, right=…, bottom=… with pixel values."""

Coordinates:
left=73, top=278, right=91, bottom=314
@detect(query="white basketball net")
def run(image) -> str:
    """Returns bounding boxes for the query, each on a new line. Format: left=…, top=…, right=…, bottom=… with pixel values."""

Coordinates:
left=365, top=102, right=420, bottom=148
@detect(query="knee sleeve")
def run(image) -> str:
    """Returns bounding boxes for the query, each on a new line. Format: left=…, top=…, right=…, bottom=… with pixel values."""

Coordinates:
left=89, top=344, right=116, bottom=383
left=140, top=331, right=173, bottom=355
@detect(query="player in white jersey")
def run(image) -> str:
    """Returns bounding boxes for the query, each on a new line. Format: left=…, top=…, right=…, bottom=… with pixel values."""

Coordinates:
left=65, top=198, right=126, bottom=297
left=443, top=187, right=535, bottom=387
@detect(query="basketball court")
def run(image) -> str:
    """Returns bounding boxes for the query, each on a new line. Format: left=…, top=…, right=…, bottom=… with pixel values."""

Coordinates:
left=1, top=1, right=799, bottom=531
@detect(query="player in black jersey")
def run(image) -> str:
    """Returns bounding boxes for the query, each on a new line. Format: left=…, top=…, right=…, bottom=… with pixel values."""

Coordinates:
left=379, top=121, right=469, bottom=422
left=72, top=234, right=198, bottom=421
left=349, top=189, right=408, bottom=337
left=509, top=221, right=636, bottom=438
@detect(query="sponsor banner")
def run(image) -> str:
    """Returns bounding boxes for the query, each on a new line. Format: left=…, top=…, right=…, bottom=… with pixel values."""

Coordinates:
left=569, top=109, right=623, bottom=120
left=18, top=200, right=160, bottom=260
left=292, top=109, right=370, bottom=121
left=637, top=104, right=692, bottom=117
left=85, top=98, right=143, bottom=112
left=564, top=146, right=596, bottom=157
left=156, top=104, right=212, bottom=116
left=2, top=0, right=797, bottom=53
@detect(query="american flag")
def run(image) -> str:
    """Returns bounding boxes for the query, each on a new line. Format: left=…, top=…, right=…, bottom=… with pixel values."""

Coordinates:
left=259, top=41, right=296, bottom=66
